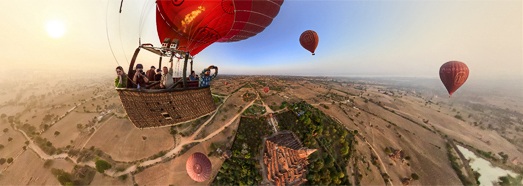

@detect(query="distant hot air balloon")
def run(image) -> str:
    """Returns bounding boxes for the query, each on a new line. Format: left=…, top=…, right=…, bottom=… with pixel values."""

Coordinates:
left=224, top=81, right=229, bottom=85
left=439, top=61, right=469, bottom=96
left=263, top=87, right=270, bottom=93
left=299, top=30, right=319, bottom=55
left=186, top=152, right=212, bottom=182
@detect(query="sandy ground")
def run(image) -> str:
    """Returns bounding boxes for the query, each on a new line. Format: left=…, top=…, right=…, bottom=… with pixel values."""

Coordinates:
left=83, top=117, right=174, bottom=162
left=195, top=87, right=252, bottom=140
left=0, top=150, right=60, bottom=185
left=41, top=112, right=99, bottom=148
left=0, top=75, right=521, bottom=185
left=134, top=118, right=239, bottom=185
left=90, top=172, right=133, bottom=186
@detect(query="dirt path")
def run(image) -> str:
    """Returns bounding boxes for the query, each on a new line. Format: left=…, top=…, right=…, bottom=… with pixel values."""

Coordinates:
left=188, top=95, right=231, bottom=140
left=8, top=89, right=256, bottom=179
left=359, top=134, right=394, bottom=186
left=80, top=115, right=113, bottom=150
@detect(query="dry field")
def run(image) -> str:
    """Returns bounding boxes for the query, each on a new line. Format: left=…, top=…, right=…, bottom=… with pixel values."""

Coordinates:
left=0, top=150, right=60, bottom=185
left=83, top=117, right=174, bottom=162
left=41, top=112, right=99, bottom=148
left=195, top=86, right=252, bottom=139
left=0, top=74, right=521, bottom=185
left=0, top=127, right=26, bottom=170
left=134, top=118, right=239, bottom=185
left=90, top=172, right=132, bottom=185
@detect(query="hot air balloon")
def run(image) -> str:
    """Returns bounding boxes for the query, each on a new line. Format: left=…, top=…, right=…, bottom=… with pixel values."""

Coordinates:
left=186, top=152, right=212, bottom=182
left=299, top=30, right=319, bottom=55
left=224, top=81, right=229, bottom=85
left=439, top=61, right=469, bottom=96
left=115, top=0, right=284, bottom=128
left=263, top=87, right=270, bottom=93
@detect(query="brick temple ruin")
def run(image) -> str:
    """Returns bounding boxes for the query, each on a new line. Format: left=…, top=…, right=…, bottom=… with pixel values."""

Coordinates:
left=263, top=131, right=317, bottom=186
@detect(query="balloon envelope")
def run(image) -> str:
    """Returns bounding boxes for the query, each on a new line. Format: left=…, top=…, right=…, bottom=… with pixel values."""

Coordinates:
left=263, top=87, right=269, bottom=93
left=439, top=61, right=469, bottom=96
left=156, top=0, right=284, bottom=56
left=186, top=152, right=212, bottom=182
left=299, top=30, right=319, bottom=55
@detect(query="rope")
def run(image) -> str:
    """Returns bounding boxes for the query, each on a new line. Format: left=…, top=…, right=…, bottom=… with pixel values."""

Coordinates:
left=176, top=58, right=181, bottom=77
left=106, top=0, right=120, bottom=66
left=138, top=0, right=153, bottom=39
left=118, top=12, right=129, bottom=65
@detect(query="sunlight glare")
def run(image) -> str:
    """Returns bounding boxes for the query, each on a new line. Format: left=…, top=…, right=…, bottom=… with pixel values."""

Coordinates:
left=46, top=20, right=66, bottom=38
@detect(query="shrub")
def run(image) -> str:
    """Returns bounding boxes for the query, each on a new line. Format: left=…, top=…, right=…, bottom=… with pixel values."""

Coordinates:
left=411, top=173, right=419, bottom=180
left=95, top=160, right=112, bottom=173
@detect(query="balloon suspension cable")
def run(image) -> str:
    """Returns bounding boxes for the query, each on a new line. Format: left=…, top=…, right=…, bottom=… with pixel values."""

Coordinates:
left=106, top=0, right=120, bottom=66
left=138, top=0, right=153, bottom=41
left=118, top=10, right=129, bottom=65
left=176, top=58, right=181, bottom=77
left=119, top=0, right=124, bottom=13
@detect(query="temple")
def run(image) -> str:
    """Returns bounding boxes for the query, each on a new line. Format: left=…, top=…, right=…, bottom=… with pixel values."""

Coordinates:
left=262, top=131, right=317, bottom=186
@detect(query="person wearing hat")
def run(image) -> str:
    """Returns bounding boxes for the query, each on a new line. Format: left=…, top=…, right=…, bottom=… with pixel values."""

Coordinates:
left=146, top=66, right=156, bottom=81
left=132, top=63, right=149, bottom=89
left=199, top=65, right=218, bottom=87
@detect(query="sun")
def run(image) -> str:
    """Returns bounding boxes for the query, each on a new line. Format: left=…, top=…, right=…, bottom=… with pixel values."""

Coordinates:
left=46, top=20, right=66, bottom=38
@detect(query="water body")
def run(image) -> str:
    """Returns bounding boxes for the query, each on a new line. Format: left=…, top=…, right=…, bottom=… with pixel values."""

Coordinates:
left=456, top=145, right=521, bottom=185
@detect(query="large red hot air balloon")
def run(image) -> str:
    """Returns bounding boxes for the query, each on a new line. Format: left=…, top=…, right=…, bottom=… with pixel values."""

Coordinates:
left=156, top=0, right=284, bottom=56
left=439, top=61, right=469, bottom=96
left=299, top=30, right=319, bottom=55
left=263, top=87, right=269, bottom=93
left=186, top=152, right=212, bottom=182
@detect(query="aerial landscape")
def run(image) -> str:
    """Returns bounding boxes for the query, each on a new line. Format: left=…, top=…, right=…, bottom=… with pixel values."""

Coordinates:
left=0, top=0, right=522, bottom=185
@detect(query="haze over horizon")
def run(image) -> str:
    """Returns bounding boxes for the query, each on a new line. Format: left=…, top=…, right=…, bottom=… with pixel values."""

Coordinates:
left=0, top=0, right=521, bottom=81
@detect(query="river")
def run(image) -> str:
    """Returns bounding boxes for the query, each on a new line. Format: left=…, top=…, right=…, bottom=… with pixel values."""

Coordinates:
left=456, top=145, right=521, bottom=185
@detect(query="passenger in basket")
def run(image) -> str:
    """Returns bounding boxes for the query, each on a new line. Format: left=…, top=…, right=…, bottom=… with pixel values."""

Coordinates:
left=154, top=69, right=162, bottom=81
left=160, top=61, right=174, bottom=89
left=114, top=66, right=127, bottom=88
left=146, top=66, right=156, bottom=81
left=199, top=65, right=218, bottom=87
left=133, top=63, right=149, bottom=89
left=189, top=70, right=198, bottom=81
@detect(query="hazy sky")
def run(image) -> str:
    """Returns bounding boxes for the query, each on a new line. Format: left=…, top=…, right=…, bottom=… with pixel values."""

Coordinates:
left=0, top=0, right=521, bottom=80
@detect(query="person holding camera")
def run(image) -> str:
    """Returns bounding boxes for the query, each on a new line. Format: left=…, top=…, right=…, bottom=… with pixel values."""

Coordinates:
left=132, top=63, right=149, bottom=89
left=199, top=65, right=218, bottom=87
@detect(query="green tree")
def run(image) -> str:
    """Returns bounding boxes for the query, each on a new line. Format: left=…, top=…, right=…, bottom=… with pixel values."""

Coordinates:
left=411, top=173, right=420, bottom=180
left=0, top=158, right=5, bottom=165
left=95, top=159, right=112, bottom=173
left=7, top=157, right=13, bottom=164
left=498, top=174, right=523, bottom=186
left=3, top=128, right=8, bottom=133
left=54, top=131, right=60, bottom=136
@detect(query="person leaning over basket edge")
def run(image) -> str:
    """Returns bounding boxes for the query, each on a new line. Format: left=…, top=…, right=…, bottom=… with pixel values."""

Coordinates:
left=199, top=65, right=218, bottom=87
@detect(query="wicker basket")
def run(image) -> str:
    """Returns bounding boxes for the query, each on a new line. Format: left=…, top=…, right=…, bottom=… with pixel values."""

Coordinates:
left=116, top=87, right=216, bottom=128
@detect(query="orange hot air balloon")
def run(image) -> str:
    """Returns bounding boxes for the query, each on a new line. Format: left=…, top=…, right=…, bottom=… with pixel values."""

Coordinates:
left=439, top=61, right=469, bottom=96
left=263, top=87, right=269, bottom=93
left=224, top=81, right=229, bottom=85
left=299, top=30, right=319, bottom=55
